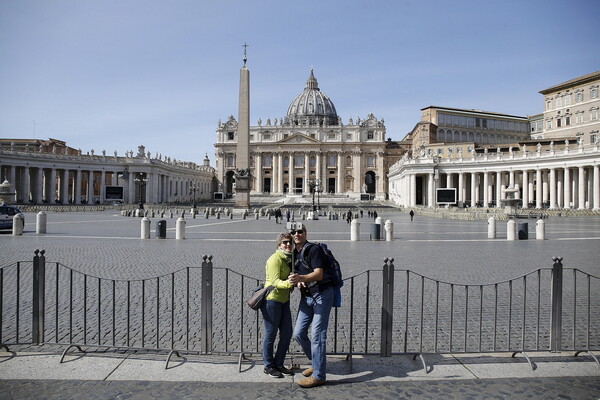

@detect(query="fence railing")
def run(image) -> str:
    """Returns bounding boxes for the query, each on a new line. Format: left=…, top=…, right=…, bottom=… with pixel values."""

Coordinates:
left=0, top=250, right=598, bottom=372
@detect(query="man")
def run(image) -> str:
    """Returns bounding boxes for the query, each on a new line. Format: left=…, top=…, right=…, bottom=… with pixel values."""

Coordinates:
left=288, top=224, right=333, bottom=388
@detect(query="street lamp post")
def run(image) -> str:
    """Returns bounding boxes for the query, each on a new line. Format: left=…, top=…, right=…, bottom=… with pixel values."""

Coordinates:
left=134, top=172, right=148, bottom=210
left=316, top=179, right=322, bottom=212
left=190, top=184, right=200, bottom=211
left=308, top=179, right=317, bottom=212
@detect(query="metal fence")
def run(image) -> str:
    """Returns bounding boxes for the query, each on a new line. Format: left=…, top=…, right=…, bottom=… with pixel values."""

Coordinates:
left=0, top=250, right=598, bottom=372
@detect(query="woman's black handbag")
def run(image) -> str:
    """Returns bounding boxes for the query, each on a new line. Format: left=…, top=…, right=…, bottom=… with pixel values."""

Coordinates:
left=246, top=285, right=274, bottom=310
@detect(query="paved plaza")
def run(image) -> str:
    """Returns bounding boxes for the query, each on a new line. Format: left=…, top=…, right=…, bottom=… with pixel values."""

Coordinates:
left=1, top=208, right=599, bottom=399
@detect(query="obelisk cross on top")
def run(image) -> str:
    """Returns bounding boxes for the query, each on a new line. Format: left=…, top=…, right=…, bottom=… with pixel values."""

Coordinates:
left=235, top=43, right=251, bottom=208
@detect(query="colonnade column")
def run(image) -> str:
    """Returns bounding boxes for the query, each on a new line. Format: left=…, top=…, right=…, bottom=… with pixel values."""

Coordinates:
left=428, top=172, right=434, bottom=207
left=35, top=168, right=43, bottom=203
left=470, top=172, right=477, bottom=206
left=535, top=169, right=542, bottom=209
left=49, top=168, right=57, bottom=203
left=549, top=168, right=557, bottom=209
left=410, top=173, right=417, bottom=207
left=483, top=171, right=489, bottom=207
left=353, top=151, right=361, bottom=193
left=564, top=167, right=571, bottom=208
left=21, top=166, right=30, bottom=203
left=578, top=167, right=586, bottom=209
left=61, top=170, right=69, bottom=204
left=594, top=165, right=600, bottom=210
left=88, top=171, right=95, bottom=202
left=100, top=171, right=106, bottom=202
left=458, top=173, right=464, bottom=203
left=522, top=170, right=529, bottom=208
left=272, top=153, right=279, bottom=194
left=496, top=171, right=502, bottom=208
left=277, top=153, right=284, bottom=194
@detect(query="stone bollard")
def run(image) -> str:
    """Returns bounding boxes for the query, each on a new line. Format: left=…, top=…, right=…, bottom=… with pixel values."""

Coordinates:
left=176, top=217, right=186, bottom=240
left=507, top=220, right=516, bottom=241
left=169, top=211, right=173, bottom=218
left=384, top=220, right=393, bottom=241
left=12, top=214, right=24, bottom=236
left=536, top=219, right=545, bottom=240
left=375, top=216, right=383, bottom=238
left=193, top=211, right=196, bottom=219
left=161, top=212, right=165, bottom=218
left=488, top=217, right=496, bottom=239
left=141, top=217, right=151, bottom=239
left=205, top=211, right=209, bottom=219
left=255, top=212, right=259, bottom=220
left=151, top=210, right=155, bottom=218
left=268, top=212, right=271, bottom=220
left=351, top=219, right=360, bottom=241
left=36, top=211, right=47, bottom=234
left=230, top=212, right=233, bottom=219
left=217, top=211, right=221, bottom=219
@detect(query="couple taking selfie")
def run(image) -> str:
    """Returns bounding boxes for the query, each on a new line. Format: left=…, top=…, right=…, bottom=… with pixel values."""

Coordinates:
left=260, top=223, right=334, bottom=388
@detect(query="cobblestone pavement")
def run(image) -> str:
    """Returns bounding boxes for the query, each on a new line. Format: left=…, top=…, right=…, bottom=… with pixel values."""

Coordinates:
left=1, top=376, right=599, bottom=400
left=1, top=210, right=599, bottom=399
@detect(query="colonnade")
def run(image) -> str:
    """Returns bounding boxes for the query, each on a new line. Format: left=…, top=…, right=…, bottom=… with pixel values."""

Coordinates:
left=399, top=163, right=600, bottom=210
left=0, top=160, right=213, bottom=205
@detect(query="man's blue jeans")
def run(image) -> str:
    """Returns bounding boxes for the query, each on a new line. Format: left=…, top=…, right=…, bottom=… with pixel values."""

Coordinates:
left=292, top=286, right=334, bottom=381
left=261, top=299, right=292, bottom=368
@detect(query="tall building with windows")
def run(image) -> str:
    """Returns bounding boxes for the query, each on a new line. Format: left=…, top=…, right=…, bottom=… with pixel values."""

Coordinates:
left=388, top=71, right=600, bottom=211
left=214, top=70, right=389, bottom=200
left=540, top=70, right=600, bottom=144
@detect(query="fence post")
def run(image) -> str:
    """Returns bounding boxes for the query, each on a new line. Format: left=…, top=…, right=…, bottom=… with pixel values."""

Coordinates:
left=32, top=249, right=46, bottom=344
left=381, top=258, right=394, bottom=357
left=550, top=256, right=563, bottom=352
left=201, top=255, right=213, bottom=353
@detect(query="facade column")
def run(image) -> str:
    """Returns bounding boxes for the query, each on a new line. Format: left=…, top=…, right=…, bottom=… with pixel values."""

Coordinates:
left=535, top=168, right=542, bottom=209
left=542, top=170, right=549, bottom=204
left=74, top=170, right=81, bottom=204
left=446, top=172, right=452, bottom=188
left=549, top=168, right=557, bottom=209
left=594, top=165, right=600, bottom=210
left=277, top=153, right=284, bottom=194
left=557, top=170, right=563, bottom=208
left=128, top=173, right=135, bottom=204
left=8, top=166, right=16, bottom=191
left=337, top=152, right=343, bottom=194
left=255, top=153, right=262, bottom=193
left=578, top=166, right=586, bottom=209
left=111, top=171, right=117, bottom=186
left=315, top=151, right=321, bottom=188
left=272, top=153, right=279, bottom=194
left=353, top=151, right=361, bottom=193
left=522, top=170, right=529, bottom=209
left=304, top=152, right=310, bottom=194
left=288, top=153, right=294, bottom=194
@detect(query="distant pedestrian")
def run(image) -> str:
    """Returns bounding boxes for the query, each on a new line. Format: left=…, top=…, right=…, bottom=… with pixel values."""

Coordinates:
left=409, top=210, right=414, bottom=222
left=373, top=211, right=378, bottom=220
left=285, top=209, right=291, bottom=222
left=360, top=210, right=363, bottom=218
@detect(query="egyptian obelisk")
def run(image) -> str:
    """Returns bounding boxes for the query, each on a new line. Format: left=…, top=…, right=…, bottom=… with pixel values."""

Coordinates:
left=234, top=43, right=251, bottom=209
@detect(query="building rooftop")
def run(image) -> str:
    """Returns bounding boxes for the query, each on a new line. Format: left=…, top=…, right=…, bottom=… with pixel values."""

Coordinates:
left=539, top=70, right=600, bottom=94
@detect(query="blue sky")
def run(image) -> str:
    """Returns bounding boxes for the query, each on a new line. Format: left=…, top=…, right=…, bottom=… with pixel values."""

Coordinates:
left=1, top=0, right=598, bottom=165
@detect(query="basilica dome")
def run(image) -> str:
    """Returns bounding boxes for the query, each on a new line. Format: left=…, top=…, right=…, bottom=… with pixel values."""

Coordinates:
left=286, top=70, right=339, bottom=126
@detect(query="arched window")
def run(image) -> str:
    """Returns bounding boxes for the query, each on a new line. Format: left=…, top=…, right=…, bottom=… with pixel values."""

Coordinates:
left=346, top=156, right=352, bottom=167
left=310, top=156, right=316, bottom=167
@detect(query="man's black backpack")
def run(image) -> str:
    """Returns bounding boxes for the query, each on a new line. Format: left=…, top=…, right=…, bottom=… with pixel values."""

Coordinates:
left=298, top=242, right=343, bottom=288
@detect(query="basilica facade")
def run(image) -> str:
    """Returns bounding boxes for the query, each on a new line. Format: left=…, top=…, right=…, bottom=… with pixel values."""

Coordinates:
left=214, top=70, right=389, bottom=200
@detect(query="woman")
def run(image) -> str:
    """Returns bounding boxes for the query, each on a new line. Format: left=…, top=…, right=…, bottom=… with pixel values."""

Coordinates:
left=261, top=232, right=295, bottom=378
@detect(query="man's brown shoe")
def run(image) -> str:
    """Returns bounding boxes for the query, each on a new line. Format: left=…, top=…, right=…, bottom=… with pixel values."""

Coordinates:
left=297, top=376, right=325, bottom=388
left=302, top=367, right=313, bottom=377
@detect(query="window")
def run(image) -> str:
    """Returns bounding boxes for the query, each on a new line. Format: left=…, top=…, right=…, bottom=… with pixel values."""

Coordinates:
left=575, top=92, right=584, bottom=102
left=227, top=132, right=235, bottom=140
left=546, top=119, right=553, bottom=129
left=310, top=156, right=316, bottom=167
left=346, top=156, right=352, bottom=167
left=295, top=155, right=303, bottom=166
left=263, top=155, right=271, bottom=167
left=591, top=87, right=599, bottom=99
left=565, top=116, right=571, bottom=126
left=367, top=131, right=374, bottom=139
left=328, top=132, right=336, bottom=140
left=366, top=155, right=374, bottom=167
left=283, top=157, right=289, bottom=167
left=546, top=100, right=552, bottom=110
left=226, top=155, right=234, bottom=167
left=557, top=118, right=562, bottom=128
left=556, top=96, right=562, bottom=107
left=328, top=154, right=336, bottom=167
left=591, top=131, right=598, bottom=144
left=263, top=133, right=271, bottom=140
left=565, top=94, right=571, bottom=106
left=591, top=108, right=599, bottom=121
left=576, top=112, right=584, bottom=124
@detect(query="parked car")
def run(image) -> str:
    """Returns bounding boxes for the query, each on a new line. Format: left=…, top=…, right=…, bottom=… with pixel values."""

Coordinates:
left=0, top=204, right=24, bottom=230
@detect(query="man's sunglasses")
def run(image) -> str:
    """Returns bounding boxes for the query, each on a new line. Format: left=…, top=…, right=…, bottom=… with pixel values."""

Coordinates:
left=290, top=230, right=304, bottom=235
